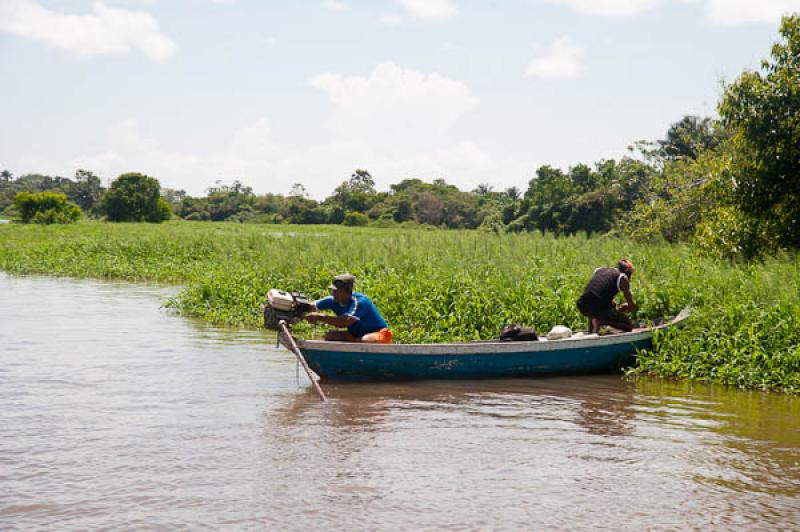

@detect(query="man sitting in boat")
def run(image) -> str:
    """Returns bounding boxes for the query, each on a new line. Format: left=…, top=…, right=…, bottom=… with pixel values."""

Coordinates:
left=577, top=259, right=637, bottom=334
left=305, top=273, right=393, bottom=343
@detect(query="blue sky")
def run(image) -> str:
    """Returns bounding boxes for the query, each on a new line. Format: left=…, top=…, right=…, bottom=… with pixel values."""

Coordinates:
left=1, top=0, right=796, bottom=197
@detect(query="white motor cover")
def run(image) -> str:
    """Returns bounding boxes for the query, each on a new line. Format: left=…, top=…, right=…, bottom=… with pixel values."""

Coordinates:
left=267, top=289, right=295, bottom=311
left=546, top=325, right=573, bottom=340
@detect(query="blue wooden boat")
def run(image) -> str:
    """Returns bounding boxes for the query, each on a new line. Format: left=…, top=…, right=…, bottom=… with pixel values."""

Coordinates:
left=283, top=309, right=690, bottom=382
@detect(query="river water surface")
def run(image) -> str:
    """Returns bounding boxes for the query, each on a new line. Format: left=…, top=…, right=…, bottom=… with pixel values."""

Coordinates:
left=1, top=273, right=799, bottom=530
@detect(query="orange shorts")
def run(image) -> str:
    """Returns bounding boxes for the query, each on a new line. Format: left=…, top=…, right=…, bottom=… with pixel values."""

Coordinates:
left=362, top=328, right=393, bottom=344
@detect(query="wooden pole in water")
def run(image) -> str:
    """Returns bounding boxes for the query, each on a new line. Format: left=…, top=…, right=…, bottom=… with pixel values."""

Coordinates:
left=278, top=320, right=328, bottom=403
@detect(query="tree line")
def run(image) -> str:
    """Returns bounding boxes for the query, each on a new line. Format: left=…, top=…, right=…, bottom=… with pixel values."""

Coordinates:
left=3, top=14, right=799, bottom=259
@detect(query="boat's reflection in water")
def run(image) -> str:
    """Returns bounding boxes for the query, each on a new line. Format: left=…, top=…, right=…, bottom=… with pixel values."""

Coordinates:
left=261, top=374, right=799, bottom=528
left=277, top=375, right=638, bottom=436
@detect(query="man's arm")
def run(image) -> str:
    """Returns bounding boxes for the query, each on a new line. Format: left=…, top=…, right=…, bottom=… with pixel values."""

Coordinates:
left=618, top=276, right=637, bottom=313
left=307, top=295, right=358, bottom=327
left=306, top=312, right=357, bottom=328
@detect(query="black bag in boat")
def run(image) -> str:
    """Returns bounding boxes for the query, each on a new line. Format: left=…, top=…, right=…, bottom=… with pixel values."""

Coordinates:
left=499, top=324, right=539, bottom=342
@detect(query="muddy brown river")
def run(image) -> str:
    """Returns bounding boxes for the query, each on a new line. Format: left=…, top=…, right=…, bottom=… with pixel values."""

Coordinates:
left=1, top=273, right=799, bottom=530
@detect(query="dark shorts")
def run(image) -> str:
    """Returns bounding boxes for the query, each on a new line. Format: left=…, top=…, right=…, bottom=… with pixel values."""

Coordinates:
left=577, top=295, right=632, bottom=326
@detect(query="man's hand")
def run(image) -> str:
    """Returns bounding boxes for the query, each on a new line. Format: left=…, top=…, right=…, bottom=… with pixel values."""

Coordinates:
left=618, top=302, right=631, bottom=313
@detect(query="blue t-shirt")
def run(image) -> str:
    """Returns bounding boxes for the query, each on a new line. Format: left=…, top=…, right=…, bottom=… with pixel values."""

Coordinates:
left=315, top=292, right=388, bottom=338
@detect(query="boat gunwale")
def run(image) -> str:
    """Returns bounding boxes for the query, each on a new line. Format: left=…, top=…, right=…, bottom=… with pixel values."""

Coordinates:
left=296, top=329, right=649, bottom=355
left=294, top=310, right=689, bottom=356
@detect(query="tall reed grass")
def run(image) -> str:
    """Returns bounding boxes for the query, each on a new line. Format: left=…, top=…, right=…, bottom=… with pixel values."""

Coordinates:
left=1, top=221, right=798, bottom=392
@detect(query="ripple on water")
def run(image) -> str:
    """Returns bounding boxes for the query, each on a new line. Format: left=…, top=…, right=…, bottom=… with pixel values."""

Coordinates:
left=1, top=273, right=799, bottom=529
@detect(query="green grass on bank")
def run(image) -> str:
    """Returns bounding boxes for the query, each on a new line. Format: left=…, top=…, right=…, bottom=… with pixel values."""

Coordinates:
left=1, top=220, right=799, bottom=392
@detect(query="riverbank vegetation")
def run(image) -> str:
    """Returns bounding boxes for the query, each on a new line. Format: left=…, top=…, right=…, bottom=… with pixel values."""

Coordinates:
left=0, top=221, right=798, bottom=392
left=1, top=17, right=798, bottom=392
left=3, top=15, right=800, bottom=261
left=14, top=191, right=81, bottom=224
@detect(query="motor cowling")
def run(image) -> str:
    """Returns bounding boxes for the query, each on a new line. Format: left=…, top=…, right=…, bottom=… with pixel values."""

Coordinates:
left=263, top=289, right=312, bottom=330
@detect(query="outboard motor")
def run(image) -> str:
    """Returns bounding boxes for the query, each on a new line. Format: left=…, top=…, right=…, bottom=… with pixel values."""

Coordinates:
left=263, top=289, right=313, bottom=330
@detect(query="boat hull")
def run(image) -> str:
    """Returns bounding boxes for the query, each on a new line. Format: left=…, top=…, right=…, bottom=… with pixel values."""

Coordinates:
left=288, top=309, right=689, bottom=382
left=296, top=334, right=652, bottom=382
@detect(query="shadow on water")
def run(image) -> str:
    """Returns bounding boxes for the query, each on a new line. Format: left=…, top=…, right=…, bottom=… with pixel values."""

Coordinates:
left=271, top=355, right=800, bottom=451
left=253, top=370, right=800, bottom=528
left=265, top=373, right=800, bottom=509
left=276, top=376, right=639, bottom=438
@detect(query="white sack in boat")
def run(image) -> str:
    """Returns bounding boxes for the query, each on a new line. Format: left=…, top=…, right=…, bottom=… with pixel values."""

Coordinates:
left=546, top=325, right=573, bottom=340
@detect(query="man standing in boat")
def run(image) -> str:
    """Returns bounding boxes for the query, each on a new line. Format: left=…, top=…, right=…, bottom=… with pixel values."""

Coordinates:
left=305, top=273, right=393, bottom=343
left=577, top=259, right=637, bottom=333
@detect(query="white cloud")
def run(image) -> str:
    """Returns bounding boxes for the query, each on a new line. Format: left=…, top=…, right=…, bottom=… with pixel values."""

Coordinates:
left=310, top=62, right=478, bottom=145
left=258, top=35, right=277, bottom=47
left=379, top=13, right=405, bottom=25
left=8, top=65, right=533, bottom=198
left=302, top=63, right=536, bottom=193
left=294, top=139, right=531, bottom=196
left=320, top=0, right=350, bottom=12
left=525, top=37, right=584, bottom=80
left=52, top=119, right=298, bottom=195
left=543, top=0, right=660, bottom=17
left=11, top=117, right=534, bottom=198
left=69, top=120, right=200, bottom=186
left=699, top=0, right=800, bottom=26
left=225, top=118, right=279, bottom=161
left=543, top=0, right=800, bottom=24
left=395, top=0, right=458, bottom=21
left=0, top=0, right=176, bottom=62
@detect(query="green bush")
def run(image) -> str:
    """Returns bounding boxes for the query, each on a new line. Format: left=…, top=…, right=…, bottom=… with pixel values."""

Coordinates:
left=245, top=212, right=284, bottom=224
left=342, top=211, right=369, bottom=226
left=99, top=173, right=172, bottom=223
left=14, top=192, right=81, bottom=224
left=185, top=211, right=209, bottom=221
